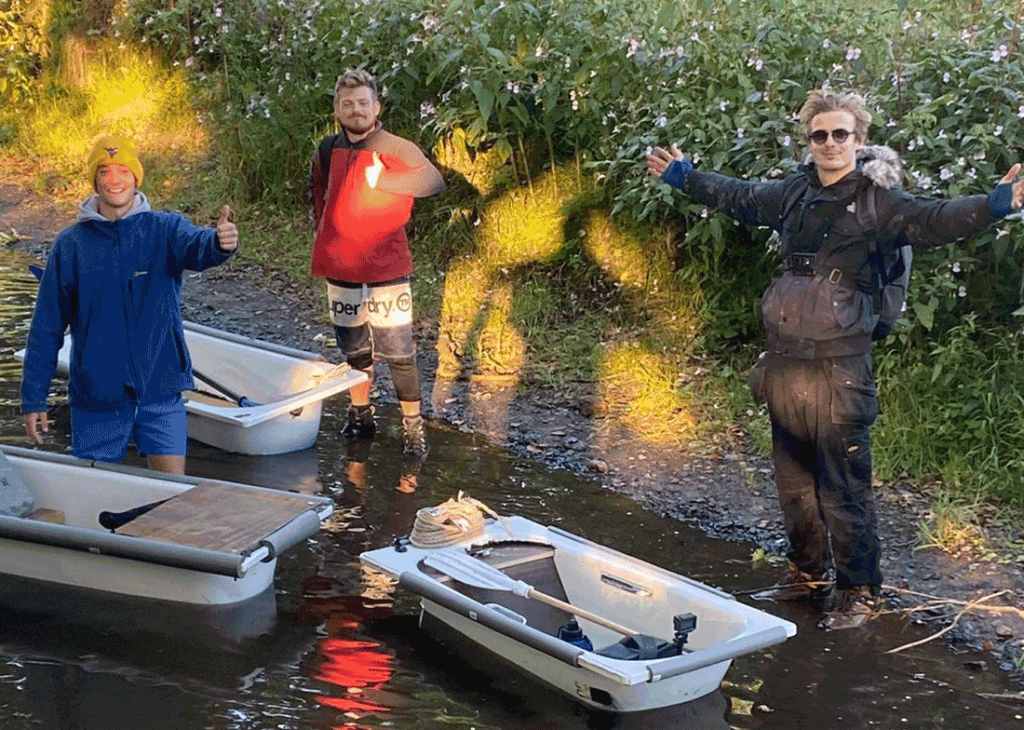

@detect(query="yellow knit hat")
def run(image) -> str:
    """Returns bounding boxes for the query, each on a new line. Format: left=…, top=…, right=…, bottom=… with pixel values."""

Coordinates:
left=87, top=135, right=144, bottom=188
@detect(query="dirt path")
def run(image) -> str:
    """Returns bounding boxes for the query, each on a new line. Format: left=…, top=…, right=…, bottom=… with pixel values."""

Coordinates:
left=3, top=175, right=1023, bottom=679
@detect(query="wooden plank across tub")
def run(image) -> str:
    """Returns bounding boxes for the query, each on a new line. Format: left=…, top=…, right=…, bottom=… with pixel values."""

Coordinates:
left=117, top=482, right=323, bottom=554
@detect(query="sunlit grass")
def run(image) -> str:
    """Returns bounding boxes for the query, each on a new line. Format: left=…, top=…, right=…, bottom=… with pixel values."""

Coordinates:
left=597, top=344, right=699, bottom=446
left=583, top=209, right=656, bottom=290
left=437, top=166, right=580, bottom=379
left=433, top=131, right=514, bottom=199
left=474, top=168, right=577, bottom=266
left=432, top=160, right=724, bottom=441
left=437, top=258, right=490, bottom=378
left=470, top=284, right=527, bottom=380
left=1, top=37, right=209, bottom=208
left=582, top=209, right=704, bottom=354
left=916, top=488, right=986, bottom=555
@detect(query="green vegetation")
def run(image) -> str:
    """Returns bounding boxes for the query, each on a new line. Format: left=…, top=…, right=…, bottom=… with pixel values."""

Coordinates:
left=3, top=0, right=1024, bottom=538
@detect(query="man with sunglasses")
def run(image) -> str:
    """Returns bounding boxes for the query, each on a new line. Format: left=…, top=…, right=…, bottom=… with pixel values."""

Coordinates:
left=646, top=89, right=1024, bottom=630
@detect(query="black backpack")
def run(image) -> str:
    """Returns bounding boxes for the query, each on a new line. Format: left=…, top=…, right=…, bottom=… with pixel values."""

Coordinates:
left=855, top=183, right=912, bottom=341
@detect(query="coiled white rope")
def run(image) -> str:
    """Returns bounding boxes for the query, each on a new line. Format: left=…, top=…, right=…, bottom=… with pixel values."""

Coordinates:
left=409, top=492, right=511, bottom=548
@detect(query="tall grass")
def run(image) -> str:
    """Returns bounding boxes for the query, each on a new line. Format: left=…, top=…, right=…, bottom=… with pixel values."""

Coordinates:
left=875, top=317, right=1024, bottom=506
left=0, top=37, right=212, bottom=212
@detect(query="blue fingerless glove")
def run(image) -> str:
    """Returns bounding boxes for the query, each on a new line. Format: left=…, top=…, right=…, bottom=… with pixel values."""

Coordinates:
left=661, top=158, right=693, bottom=189
left=988, top=183, right=1014, bottom=218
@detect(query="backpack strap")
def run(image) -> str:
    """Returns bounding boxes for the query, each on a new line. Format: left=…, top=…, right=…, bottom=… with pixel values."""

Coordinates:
left=317, top=133, right=341, bottom=185
left=856, top=180, right=878, bottom=234
left=854, top=181, right=886, bottom=311
left=777, top=176, right=811, bottom=259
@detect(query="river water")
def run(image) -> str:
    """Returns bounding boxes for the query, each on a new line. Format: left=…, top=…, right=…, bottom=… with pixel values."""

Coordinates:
left=0, top=247, right=1021, bottom=729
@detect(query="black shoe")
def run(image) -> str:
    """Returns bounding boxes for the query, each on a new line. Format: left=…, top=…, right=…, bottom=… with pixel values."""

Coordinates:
left=752, top=562, right=832, bottom=602
left=342, top=405, right=376, bottom=438
left=818, top=586, right=881, bottom=630
left=401, top=414, right=428, bottom=457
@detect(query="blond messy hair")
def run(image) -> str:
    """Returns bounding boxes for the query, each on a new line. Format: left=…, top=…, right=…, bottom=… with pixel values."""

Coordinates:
left=334, top=68, right=378, bottom=101
left=798, top=89, right=872, bottom=143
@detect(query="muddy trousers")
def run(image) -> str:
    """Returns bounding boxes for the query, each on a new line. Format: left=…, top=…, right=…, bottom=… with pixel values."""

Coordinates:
left=765, top=354, right=882, bottom=590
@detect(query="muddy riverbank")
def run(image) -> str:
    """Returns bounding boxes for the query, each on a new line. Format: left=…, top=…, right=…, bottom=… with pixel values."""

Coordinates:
left=3, top=175, right=1023, bottom=684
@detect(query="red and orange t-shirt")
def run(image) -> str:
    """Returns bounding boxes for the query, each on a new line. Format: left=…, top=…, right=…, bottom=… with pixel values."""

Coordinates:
left=309, top=126, right=443, bottom=283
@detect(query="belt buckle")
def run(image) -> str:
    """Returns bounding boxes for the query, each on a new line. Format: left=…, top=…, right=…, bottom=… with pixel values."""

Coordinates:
left=790, top=253, right=815, bottom=277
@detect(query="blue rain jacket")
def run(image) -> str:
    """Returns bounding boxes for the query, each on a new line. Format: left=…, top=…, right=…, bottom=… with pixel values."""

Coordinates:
left=20, top=193, right=234, bottom=413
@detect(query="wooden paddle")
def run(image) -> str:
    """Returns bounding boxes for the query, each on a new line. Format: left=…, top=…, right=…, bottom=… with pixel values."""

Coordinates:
left=422, top=551, right=641, bottom=639
left=191, top=370, right=260, bottom=407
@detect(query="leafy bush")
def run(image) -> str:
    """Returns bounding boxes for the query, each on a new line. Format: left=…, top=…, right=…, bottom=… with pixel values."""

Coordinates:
left=0, top=0, right=50, bottom=106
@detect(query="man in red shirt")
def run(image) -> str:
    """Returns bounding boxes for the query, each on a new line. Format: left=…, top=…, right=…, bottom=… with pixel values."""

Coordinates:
left=308, top=69, right=444, bottom=456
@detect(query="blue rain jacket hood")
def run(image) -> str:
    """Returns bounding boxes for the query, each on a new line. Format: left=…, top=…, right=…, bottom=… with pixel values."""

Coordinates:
left=20, top=192, right=234, bottom=413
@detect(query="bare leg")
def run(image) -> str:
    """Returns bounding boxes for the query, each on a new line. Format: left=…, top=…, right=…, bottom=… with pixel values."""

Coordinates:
left=146, top=454, right=186, bottom=474
left=399, top=400, right=420, bottom=418
left=349, top=365, right=373, bottom=407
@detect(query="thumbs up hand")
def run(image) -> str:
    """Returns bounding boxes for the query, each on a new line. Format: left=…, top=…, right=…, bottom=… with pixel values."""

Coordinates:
left=365, top=152, right=384, bottom=189
left=216, top=205, right=238, bottom=252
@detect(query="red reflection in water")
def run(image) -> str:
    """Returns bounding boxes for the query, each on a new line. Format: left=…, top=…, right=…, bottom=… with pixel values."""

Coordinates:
left=314, top=638, right=394, bottom=713
left=302, top=575, right=397, bottom=727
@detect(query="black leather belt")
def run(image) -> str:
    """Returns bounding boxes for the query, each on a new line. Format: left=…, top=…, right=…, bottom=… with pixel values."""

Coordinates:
left=785, top=254, right=847, bottom=285
left=785, top=253, right=816, bottom=276
left=768, top=334, right=873, bottom=359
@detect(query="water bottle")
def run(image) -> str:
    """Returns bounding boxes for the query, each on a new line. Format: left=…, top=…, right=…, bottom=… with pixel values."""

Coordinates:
left=557, top=618, right=593, bottom=651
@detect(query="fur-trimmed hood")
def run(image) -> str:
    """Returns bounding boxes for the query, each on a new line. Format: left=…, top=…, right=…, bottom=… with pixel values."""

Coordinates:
left=859, top=145, right=903, bottom=190
left=804, top=144, right=904, bottom=190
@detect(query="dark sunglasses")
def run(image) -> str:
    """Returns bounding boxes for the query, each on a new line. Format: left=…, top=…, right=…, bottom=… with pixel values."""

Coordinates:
left=808, top=128, right=853, bottom=145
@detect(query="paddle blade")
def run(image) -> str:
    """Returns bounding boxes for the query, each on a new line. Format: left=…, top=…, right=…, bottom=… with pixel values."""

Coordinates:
left=422, top=552, right=532, bottom=596
left=98, top=498, right=169, bottom=531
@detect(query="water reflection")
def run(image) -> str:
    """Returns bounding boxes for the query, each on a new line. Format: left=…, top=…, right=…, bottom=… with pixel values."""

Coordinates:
left=185, top=442, right=323, bottom=494
left=0, top=578, right=318, bottom=730
left=0, top=250, right=48, bottom=408
left=1, top=245, right=1023, bottom=729
left=302, top=585, right=397, bottom=724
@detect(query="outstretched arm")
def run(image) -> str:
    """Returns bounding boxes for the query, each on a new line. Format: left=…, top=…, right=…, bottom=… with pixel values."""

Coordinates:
left=644, top=143, right=786, bottom=228
left=881, top=163, right=1024, bottom=249
left=169, top=210, right=236, bottom=271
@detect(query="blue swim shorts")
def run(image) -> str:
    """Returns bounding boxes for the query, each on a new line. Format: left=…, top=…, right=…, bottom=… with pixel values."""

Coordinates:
left=71, top=394, right=187, bottom=462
